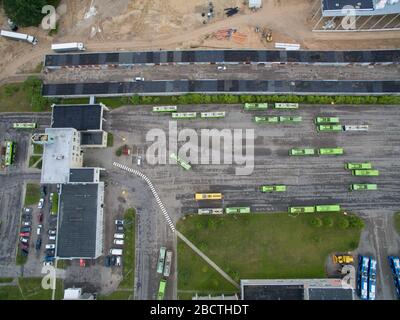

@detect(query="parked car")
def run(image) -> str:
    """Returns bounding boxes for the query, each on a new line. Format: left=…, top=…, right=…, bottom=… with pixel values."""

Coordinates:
left=217, top=66, right=227, bottom=70
left=22, top=221, right=31, bottom=226
left=38, top=213, right=43, bottom=223
left=114, top=239, right=124, bottom=246
left=80, top=259, right=86, bottom=267
left=104, top=256, right=111, bottom=267
left=111, top=255, right=116, bottom=266
left=43, top=261, right=53, bottom=266
left=35, top=238, right=42, bottom=250
left=44, top=255, right=55, bottom=262
left=20, top=226, right=31, bottom=232
left=48, top=235, right=56, bottom=241
left=45, top=244, right=55, bottom=249
left=115, top=219, right=124, bottom=225
left=116, top=225, right=124, bottom=232
left=114, top=233, right=124, bottom=239
left=46, top=249, right=55, bottom=256
left=48, top=229, right=56, bottom=235
left=40, top=185, right=47, bottom=197
left=37, top=198, right=44, bottom=209
left=20, top=244, right=29, bottom=250
left=21, top=249, right=29, bottom=256
left=49, top=192, right=54, bottom=202
left=20, top=237, right=29, bottom=244
left=135, top=76, right=144, bottom=81
left=23, top=207, right=33, bottom=214
left=116, top=256, right=121, bottom=266
left=137, top=156, right=142, bottom=166
left=37, top=224, right=42, bottom=235
left=19, top=232, right=30, bottom=237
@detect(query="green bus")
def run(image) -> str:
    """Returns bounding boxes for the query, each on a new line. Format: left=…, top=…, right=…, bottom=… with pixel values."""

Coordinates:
left=152, top=106, right=177, bottom=113
left=318, top=148, right=344, bottom=155
left=157, top=247, right=167, bottom=274
left=225, top=207, right=251, bottom=214
left=254, top=116, right=279, bottom=124
left=352, top=169, right=379, bottom=176
left=260, top=185, right=286, bottom=192
left=350, top=184, right=377, bottom=191
left=171, top=112, right=197, bottom=119
left=274, top=103, right=299, bottom=109
left=4, top=141, right=16, bottom=166
left=317, top=125, right=343, bottom=132
left=200, top=112, right=226, bottom=119
left=289, top=148, right=315, bottom=156
left=244, top=103, right=268, bottom=110
left=315, top=117, right=340, bottom=124
left=170, top=153, right=191, bottom=171
left=288, top=206, right=315, bottom=214
left=345, top=162, right=372, bottom=170
left=279, top=116, right=302, bottom=123
left=315, top=205, right=341, bottom=213
left=157, top=279, right=167, bottom=300
left=13, top=123, right=37, bottom=129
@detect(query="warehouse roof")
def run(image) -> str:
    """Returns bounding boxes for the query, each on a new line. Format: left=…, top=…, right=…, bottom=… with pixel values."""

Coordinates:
left=80, top=131, right=104, bottom=146
left=243, top=284, right=304, bottom=300
left=56, top=183, right=100, bottom=258
left=69, top=168, right=95, bottom=183
left=322, top=0, right=374, bottom=11
left=308, top=288, right=354, bottom=300
left=52, top=104, right=103, bottom=130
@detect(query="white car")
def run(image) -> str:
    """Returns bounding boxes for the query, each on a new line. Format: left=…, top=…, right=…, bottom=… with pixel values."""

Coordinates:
left=43, top=261, right=53, bottom=266
left=116, top=256, right=121, bottom=266
left=49, top=193, right=54, bottom=202
left=45, top=244, right=55, bottom=249
left=114, top=233, right=124, bottom=239
left=115, top=219, right=124, bottom=225
left=137, top=156, right=142, bottom=166
left=22, top=221, right=31, bottom=226
left=20, top=237, right=29, bottom=243
left=37, top=198, right=44, bottom=209
left=135, top=76, right=144, bottom=81
left=217, top=66, right=227, bottom=70
left=114, top=239, right=124, bottom=246
left=37, top=224, right=42, bottom=235
left=48, top=235, right=56, bottom=241
left=48, top=229, right=56, bottom=235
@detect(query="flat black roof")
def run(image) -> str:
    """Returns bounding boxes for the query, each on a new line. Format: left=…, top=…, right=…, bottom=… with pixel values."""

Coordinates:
left=322, top=0, right=374, bottom=11
left=52, top=104, right=102, bottom=130
left=80, top=131, right=104, bottom=145
left=69, top=168, right=95, bottom=183
left=57, top=184, right=99, bottom=258
left=42, top=80, right=400, bottom=97
left=308, top=288, right=354, bottom=300
left=44, top=49, right=400, bottom=67
left=243, top=285, right=304, bottom=300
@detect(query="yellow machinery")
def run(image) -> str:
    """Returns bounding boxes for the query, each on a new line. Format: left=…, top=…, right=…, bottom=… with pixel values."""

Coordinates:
left=195, top=193, right=223, bottom=201
left=333, top=254, right=354, bottom=264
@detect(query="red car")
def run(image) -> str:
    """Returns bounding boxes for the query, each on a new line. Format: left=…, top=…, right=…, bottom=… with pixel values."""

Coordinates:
left=38, top=213, right=43, bottom=223
left=79, top=259, right=86, bottom=267
left=19, top=232, right=30, bottom=237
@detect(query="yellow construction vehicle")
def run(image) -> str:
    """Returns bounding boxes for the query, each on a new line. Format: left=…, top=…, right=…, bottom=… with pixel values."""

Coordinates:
left=333, top=254, right=354, bottom=264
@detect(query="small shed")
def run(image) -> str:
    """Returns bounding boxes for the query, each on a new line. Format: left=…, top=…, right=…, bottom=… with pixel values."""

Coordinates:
left=249, top=0, right=262, bottom=9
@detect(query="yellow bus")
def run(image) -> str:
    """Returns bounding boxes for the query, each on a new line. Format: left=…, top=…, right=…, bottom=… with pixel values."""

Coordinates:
left=195, top=193, right=223, bottom=201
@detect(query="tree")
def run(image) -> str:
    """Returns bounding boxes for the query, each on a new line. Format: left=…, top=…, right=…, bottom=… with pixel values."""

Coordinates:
left=310, top=217, right=323, bottom=228
left=338, top=217, right=350, bottom=229
left=4, top=0, right=48, bottom=27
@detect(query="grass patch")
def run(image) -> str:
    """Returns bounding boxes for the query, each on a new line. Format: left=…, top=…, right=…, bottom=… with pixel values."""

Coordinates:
left=59, top=98, right=89, bottom=105
left=29, top=155, right=41, bottom=167
left=118, top=208, right=136, bottom=289
left=177, top=212, right=363, bottom=282
left=97, top=290, right=132, bottom=300
left=36, top=160, right=42, bottom=169
left=33, top=144, right=43, bottom=155
left=394, top=212, right=400, bottom=235
left=107, top=133, right=114, bottom=147
left=16, top=247, right=28, bottom=266
left=56, top=259, right=66, bottom=269
left=0, top=278, right=63, bottom=300
left=24, top=183, right=40, bottom=206
left=0, top=286, right=22, bottom=300
left=177, top=239, right=238, bottom=298
left=51, top=193, right=59, bottom=215
left=0, top=278, right=14, bottom=283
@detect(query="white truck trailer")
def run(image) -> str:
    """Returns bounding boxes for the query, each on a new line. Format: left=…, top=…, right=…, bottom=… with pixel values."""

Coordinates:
left=51, top=42, right=85, bottom=52
left=0, top=30, right=38, bottom=45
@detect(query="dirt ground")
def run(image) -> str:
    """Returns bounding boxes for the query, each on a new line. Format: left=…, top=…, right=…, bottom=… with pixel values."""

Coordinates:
left=1, top=0, right=400, bottom=83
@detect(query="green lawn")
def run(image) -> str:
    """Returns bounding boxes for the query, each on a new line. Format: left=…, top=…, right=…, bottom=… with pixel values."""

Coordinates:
left=16, top=247, right=28, bottom=266
left=29, top=155, right=41, bottom=168
left=118, top=208, right=136, bottom=289
left=394, top=212, right=400, bottom=235
left=0, top=278, right=14, bottom=283
left=51, top=193, right=59, bottom=215
left=0, top=278, right=64, bottom=300
left=33, top=144, right=43, bottom=155
left=24, top=183, right=40, bottom=206
left=107, top=133, right=114, bottom=147
left=177, top=212, right=363, bottom=289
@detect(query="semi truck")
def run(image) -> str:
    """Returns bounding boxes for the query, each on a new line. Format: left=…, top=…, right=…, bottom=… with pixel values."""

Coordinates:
left=243, top=103, right=268, bottom=110
left=51, top=42, right=85, bottom=52
left=0, top=30, right=38, bottom=45
left=163, top=250, right=173, bottom=277
left=260, top=185, right=286, bottom=192
left=225, top=207, right=251, bottom=214
left=197, top=208, right=223, bottom=215
left=289, top=148, right=315, bottom=156
left=345, top=162, right=372, bottom=170
left=157, top=247, right=167, bottom=274
left=350, top=184, right=377, bottom=191
left=318, top=148, right=344, bottom=155
left=352, top=169, right=379, bottom=176
left=195, top=193, right=223, bottom=200
left=315, top=117, right=339, bottom=124
left=254, top=116, right=279, bottom=124
left=152, top=105, right=177, bottom=113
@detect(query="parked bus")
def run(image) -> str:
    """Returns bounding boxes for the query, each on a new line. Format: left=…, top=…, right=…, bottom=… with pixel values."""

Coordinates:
left=157, top=279, right=167, bottom=300
left=317, top=125, right=343, bottom=132
left=315, top=117, right=340, bottom=124
left=352, top=169, right=379, bottom=176
left=153, top=105, right=177, bottom=113
left=195, top=193, right=223, bottom=201
left=288, top=206, right=315, bottom=214
left=345, top=162, right=372, bottom=170
left=357, top=256, right=370, bottom=300
left=388, top=256, right=400, bottom=299
left=279, top=116, right=302, bottom=123
left=244, top=103, right=268, bottom=110
left=200, top=112, right=226, bottom=119
left=171, top=112, right=197, bottom=119
left=260, top=185, right=286, bottom=192
left=368, top=258, right=377, bottom=300
left=156, top=247, right=167, bottom=274
left=170, top=153, right=191, bottom=170
left=318, top=148, right=344, bottom=155
left=350, top=184, right=377, bottom=191
left=289, top=148, right=315, bottom=156
left=225, top=207, right=251, bottom=214
left=163, top=251, right=173, bottom=277
left=254, top=116, right=279, bottom=124
left=4, top=141, right=15, bottom=166
left=315, top=205, right=341, bottom=213
left=13, top=123, right=37, bottom=129
left=274, top=103, right=299, bottom=109
left=198, top=208, right=223, bottom=215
